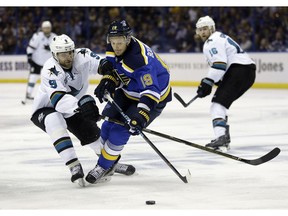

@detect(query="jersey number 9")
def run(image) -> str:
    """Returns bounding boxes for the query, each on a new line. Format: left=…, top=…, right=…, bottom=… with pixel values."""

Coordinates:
left=49, top=80, right=57, bottom=88
left=141, top=74, right=153, bottom=87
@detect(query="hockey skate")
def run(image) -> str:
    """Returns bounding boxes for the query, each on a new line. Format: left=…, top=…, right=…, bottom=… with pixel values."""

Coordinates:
left=70, top=163, right=85, bottom=187
left=21, top=94, right=34, bottom=105
left=95, top=154, right=136, bottom=176
left=115, top=163, right=136, bottom=176
left=85, top=164, right=114, bottom=184
left=206, top=125, right=231, bottom=152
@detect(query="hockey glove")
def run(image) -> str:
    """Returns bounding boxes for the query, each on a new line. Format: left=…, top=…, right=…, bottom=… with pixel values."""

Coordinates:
left=98, top=58, right=114, bottom=75
left=128, top=109, right=150, bottom=135
left=78, top=95, right=100, bottom=122
left=94, top=74, right=119, bottom=103
left=197, top=78, right=214, bottom=98
left=27, top=53, right=35, bottom=67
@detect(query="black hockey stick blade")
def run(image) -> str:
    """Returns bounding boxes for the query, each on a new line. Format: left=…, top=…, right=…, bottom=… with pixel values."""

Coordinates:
left=100, top=115, right=281, bottom=166
left=144, top=127, right=281, bottom=166
left=173, top=92, right=198, bottom=108
left=173, top=92, right=187, bottom=107
left=241, top=147, right=281, bottom=165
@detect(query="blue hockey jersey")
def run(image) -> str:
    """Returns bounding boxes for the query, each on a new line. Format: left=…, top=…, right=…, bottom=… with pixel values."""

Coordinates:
left=106, top=36, right=171, bottom=111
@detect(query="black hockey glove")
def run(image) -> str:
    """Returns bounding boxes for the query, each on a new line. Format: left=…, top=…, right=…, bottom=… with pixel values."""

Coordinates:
left=77, top=95, right=100, bottom=122
left=27, top=53, right=35, bottom=67
left=197, top=78, right=214, bottom=98
left=127, top=109, right=150, bottom=135
left=98, top=58, right=114, bottom=75
left=94, top=74, right=119, bottom=103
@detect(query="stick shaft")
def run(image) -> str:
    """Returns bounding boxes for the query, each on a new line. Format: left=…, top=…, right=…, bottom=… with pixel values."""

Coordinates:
left=103, top=93, right=190, bottom=183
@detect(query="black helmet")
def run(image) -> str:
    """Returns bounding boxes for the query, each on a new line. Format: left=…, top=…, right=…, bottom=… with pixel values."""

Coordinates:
left=107, top=20, right=132, bottom=38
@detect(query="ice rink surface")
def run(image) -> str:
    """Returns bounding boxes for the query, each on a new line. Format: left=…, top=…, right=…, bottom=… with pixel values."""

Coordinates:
left=0, top=83, right=287, bottom=215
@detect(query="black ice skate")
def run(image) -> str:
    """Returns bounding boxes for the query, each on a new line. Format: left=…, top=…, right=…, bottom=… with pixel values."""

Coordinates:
left=85, top=164, right=114, bottom=184
left=205, top=135, right=230, bottom=151
left=206, top=125, right=231, bottom=152
left=70, top=163, right=85, bottom=187
left=115, top=163, right=136, bottom=176
left=21, top=94, right=34, bottom=105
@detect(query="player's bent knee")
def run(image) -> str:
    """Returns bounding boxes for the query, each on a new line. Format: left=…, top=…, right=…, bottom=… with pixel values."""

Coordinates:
left=31, top=107, right=61, bottom=132
left=66, top=113, right=101, bottom=146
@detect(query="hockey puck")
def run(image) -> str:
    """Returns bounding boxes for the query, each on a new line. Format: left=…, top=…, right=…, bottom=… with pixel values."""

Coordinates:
left=146, top=200, right=156, bottom=205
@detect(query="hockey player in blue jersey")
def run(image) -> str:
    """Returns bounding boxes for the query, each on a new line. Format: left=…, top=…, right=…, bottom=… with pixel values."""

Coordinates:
left=85, top=20, right=172, bottom=184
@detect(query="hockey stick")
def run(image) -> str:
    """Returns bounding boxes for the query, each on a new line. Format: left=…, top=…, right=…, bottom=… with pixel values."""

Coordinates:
left=173, top=92, right=198, bottom=108
left=100, top=116, right=281, bottom=166
left=103, top=92, right=191, bottom=184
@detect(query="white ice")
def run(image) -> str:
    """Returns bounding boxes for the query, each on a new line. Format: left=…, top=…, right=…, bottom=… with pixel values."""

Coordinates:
left=0, top=83, right=287, bottom=215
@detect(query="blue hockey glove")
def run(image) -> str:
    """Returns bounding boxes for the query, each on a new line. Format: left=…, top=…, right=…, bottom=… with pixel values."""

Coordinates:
left=128, top=109, right=150, bottom=135
left=197, top=78, right=214, bottom=98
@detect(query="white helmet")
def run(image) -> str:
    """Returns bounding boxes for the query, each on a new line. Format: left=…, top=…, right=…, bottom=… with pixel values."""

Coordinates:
left=41, top=20, right=52, bottom=29
left=196, top=16, right=216, bottom=34
left=50, top=34, right=75, bottom=62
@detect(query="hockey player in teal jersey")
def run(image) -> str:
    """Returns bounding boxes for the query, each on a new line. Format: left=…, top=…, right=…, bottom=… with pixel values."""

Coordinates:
left=86, top=20, right=172, bottom=184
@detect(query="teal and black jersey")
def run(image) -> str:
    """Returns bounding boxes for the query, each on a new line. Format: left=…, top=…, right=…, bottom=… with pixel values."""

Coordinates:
left=105, top=36, right=171, bottom=112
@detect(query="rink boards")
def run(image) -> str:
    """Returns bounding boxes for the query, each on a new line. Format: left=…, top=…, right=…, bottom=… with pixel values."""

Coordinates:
left=0, top=53, right=288, bottom=88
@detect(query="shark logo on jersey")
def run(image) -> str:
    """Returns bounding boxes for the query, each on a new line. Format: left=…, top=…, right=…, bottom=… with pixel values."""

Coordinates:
left=67, top=85, right=83, bottom=96
left=44, top=44, right=50, bottom=51
left=78, top=48, right=88, bottom=57
left=48, top=66, right=60, bottom=76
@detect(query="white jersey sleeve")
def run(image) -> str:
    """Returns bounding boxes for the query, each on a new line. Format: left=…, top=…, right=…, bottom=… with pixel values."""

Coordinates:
left=26, top=32, right=40, bottom=54
left=73, top=48, right=103, bottom=76
left=203, top=31, right=255, bottom=82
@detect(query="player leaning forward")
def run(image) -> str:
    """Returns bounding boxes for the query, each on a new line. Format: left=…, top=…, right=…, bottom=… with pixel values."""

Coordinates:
left=30, top=34, right=135, bottom=186
left=195, top=16, right=256, bottom=151
left=85, top=20, right=172, bottom=184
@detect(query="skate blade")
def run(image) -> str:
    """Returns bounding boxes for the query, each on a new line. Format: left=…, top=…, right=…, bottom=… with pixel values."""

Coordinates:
left=77, top=178, right=86, bottom=187
left=97, top=175, right=112, bottom=184
left=21, top=98, right=33, bottom=105
left=87, top=175, right=112, bottom=185
left=215, top=146, right=230, bottom=153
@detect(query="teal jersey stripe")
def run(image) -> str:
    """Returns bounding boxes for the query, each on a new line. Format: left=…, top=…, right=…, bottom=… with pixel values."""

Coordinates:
left=54, top=138, right=73, bottom=153
left=50, top=91, right=66, bottom=107
left=212, top=62, right=227, bottom=71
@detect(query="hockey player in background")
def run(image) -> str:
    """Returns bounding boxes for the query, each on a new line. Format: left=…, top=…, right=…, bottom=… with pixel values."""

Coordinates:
left=195, top=16, right=256, bottom=151
left=30, top=34, right=135, bottom=186
left=85, top=20, right=172, bottom=184
left=22, top=21, right=57, bottom=104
